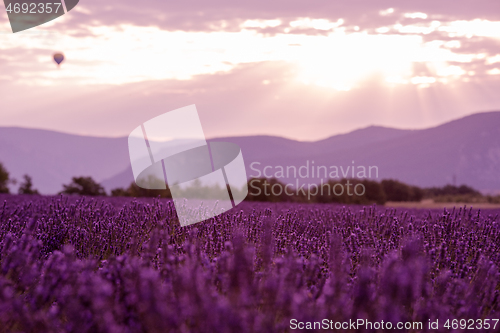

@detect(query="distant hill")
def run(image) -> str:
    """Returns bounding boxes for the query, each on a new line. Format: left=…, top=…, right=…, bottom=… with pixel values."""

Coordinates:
left=0, top=128, right=129, bottom=194
left=1, top=111, right=500, bottom=194
left=258, top=111, right=500, bottom=192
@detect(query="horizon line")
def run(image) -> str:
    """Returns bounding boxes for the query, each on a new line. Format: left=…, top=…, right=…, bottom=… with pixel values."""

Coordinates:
left=0, top=109, right=498, bottom=143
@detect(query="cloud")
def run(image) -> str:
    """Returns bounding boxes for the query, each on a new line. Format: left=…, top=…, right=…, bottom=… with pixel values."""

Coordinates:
left=2, top=0, right=500, bottom=141
left=2, top=61, right=500, bottom=141
left=2, top=0, right=498, bottom=36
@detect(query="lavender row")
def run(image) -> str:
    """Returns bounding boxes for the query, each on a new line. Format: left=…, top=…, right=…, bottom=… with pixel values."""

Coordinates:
left=0, top=195, right=499, bottom=332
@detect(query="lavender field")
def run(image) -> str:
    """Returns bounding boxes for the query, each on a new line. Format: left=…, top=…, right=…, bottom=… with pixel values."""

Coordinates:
left=0, top=194, right=499, bottom=332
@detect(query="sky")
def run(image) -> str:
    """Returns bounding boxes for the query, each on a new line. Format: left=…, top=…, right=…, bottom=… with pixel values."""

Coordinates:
left=1, top=0, right=500, bottom=141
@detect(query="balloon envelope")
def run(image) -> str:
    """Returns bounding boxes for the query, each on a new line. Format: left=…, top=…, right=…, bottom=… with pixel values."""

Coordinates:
left=53, top=53, right=64, bottom=65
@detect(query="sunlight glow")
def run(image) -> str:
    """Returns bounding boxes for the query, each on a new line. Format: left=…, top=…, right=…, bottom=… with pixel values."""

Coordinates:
left=438, top=19, right=500, bottom=38
left=486, top=55, right=500, bottom=65
left=242, top=20, right=282, bottom=29
left=411, top=76, right=436, bottom=84
left=487, top=68, right=500, bottom=75
left=436, top=65, right=466, bottom=77
left=376, top=27, right=390, bottom=34
left=2, top=16, right=499, bottom=89
left=289, top=18, right=344, bottom=31
left=397, top=25, right=435, bottom=35
left=443, top=40, right=461, bottom=48
left=294, top=33, right=418, bottom=91
left=404, top=12, right=428, bottom=19
left=386, top=76, right=409, bottom=84
left=379, top=8, right=395, bottom=16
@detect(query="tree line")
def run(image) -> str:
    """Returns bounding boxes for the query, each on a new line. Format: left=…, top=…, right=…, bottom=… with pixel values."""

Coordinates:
left=1, top=161, right=489, bottom=204
left=0, top=163, right=39, bottom=195
left=244, top=178, right=481, bottom=205
left=0, top=162, right=170, bottom=197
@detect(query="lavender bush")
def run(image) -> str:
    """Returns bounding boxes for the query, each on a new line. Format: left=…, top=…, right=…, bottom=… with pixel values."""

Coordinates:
left=0, top=194, right=498, bottom=332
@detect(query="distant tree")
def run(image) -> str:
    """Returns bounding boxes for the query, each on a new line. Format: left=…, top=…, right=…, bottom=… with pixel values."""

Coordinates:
left=111, top=187, right=128, bottom=197
left=0, top=162, right=10, bottom=194
left=411, top=185, right=424, bottom=201
left=381, top=179, right=422, bottom=202
left=111, top=179, right=172, bottom=199
left=18, top=175, right=40, bottom=195
left=361, top=179, right=388, bottom=204
left=424, top=184, right=480, bottom=197
left=60, top=176, right=106, bottom=196
left=131, top=182, right=171, bottom=198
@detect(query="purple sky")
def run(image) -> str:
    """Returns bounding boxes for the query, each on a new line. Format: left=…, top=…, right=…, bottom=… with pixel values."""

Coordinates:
left=1, top=0, right=500, bottom=140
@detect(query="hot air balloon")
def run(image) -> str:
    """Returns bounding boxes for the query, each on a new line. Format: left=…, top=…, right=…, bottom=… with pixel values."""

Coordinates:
left=53, top=53, right=64, bottom=67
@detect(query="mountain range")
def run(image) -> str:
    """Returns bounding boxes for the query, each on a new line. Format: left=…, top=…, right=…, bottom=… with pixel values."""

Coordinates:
left=1, top=111, right=499, bottom=194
